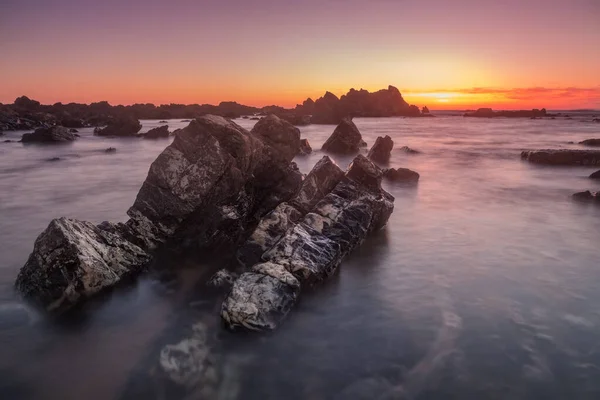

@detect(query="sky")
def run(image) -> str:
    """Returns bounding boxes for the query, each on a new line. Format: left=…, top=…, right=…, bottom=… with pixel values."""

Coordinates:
left=1, top=0, right=599, bottom=109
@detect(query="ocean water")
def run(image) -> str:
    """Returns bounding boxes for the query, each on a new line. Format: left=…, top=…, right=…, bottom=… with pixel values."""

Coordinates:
left=1, top=114, right=600, bottom=399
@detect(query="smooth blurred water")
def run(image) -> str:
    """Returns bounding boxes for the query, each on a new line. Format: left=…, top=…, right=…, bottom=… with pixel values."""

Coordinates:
left=1, top=115, right=600, bottom=399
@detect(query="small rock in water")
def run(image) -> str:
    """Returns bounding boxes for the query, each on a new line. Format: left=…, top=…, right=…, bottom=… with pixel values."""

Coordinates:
left=589, top=170, right=600, bottom=179
left=383, top=168, right=420, bottom=183
left=573, top=190, right=600, bottom=202
left=521, top=149, right=600, bottom=166
left=105, top=147, right=117, bottom=153
left=580, top=138, right=600, bottom=147
left=367, top=135, right=394, bottom=164
left=46, top=157, right=61, bottom=162
left=95, top=116, right=142, bottom=137
left=299, top=138, right=312, bottom=155
left=322, top=118, right=364, bottom=154
left=22, top=126, right=76, bottom=143
left=398, top=146, right=421, bottom=154
left=143, top=125, right=170, bottom=139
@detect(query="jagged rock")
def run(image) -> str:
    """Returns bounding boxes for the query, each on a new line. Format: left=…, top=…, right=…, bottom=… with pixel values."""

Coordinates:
left=521, top=150, right=600, bottom=166
left=590, top=170, right=600, bottom=179
left=367, top=135, right=394, bottom=164
left=95, top=116, right=142, bottom=137
left=21, top=126, right=76, bottom=143
left=422, top=106, right=430, bottom=114
left=221, top=262, right=300, bottom=331
left=143, top=125, right=170, bottom=139
left=398, top=146, right=421, bottom=154
left=580, top=139, right=600, bottom=147
left=573, top=191, right=600, bottom=202
left=250, top=114, right=300, bottom=163
left=383, top=167, right=420, bottom=183
left=15, top=218, right=150, bottom=312
left=207, top=269, right=238, bottom=289
left=289, top=156, right=345, bottom=213
left=322, top=118, right=363, bottom=154
left=360, top=139, right=368, bottom=147
left=299, top=138, right=312, bottom=155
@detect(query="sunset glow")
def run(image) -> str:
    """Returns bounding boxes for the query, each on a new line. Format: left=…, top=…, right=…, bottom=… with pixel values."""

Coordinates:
left=1, top=0, right=599, bottom=109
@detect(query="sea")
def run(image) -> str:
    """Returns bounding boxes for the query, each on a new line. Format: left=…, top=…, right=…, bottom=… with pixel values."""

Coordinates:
left=1, top=112, right=599, bottom=399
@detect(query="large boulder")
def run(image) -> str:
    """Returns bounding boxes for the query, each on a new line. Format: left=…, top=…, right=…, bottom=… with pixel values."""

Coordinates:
left=143, top=125, right=170, bottom=139
left=251, top=114, right=300, bottom=163
left=95, top=116, right=142, bottom=137
left=580, top=139, right=600, bottom=147
left=21, top=126, right=76, bottom=143
left=521, top=150, right=600, bottom=166
left=383, top=167, right=420, bottom=183
left=367, top=135, right=394, bottom=164
left=321, top=118, right=363, bottom=154
left=15, top=218, right=150, bottom=312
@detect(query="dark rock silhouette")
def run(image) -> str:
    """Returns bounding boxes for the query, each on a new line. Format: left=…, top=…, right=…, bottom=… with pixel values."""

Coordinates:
left=590, top=170, right=600, bottom=179
left=95, top=117, right=142, bottom=137
left=143, top=125, right=170, bottom=139
left=422, top=106, right=430, bottom=114
left=322, top=118, right=363, bottom=154
left=105, top=147, right=117, bottom=153
left=384, top=167, right=420, bottom=183
left=21, top=126, right=76, bottom=143
left=299, top=138, right=312, bottom=155
left=398, top=145, right=421, bottom=154
left=464, top=108, right=549, bottom=118
left=367, top=135, right=394, bottom=164
left=158, top=120, right=168, bottom=123
left=580, top=139, right=600, bottom=147
left=573, top=191, right=600, bottom=202
left=521, top=149, right=600, bottom=166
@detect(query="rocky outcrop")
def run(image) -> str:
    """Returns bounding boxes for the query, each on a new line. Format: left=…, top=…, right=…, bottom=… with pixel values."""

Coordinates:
left=143, top=125, right=170, bottom=139
left=573, top=191, right=600, bottom=202
left=521, top=150, right=600, bottom=166
left=251, top=114, right=300, bottom=163
left=367, top=135, right=394, bottom=164
left=299, top=138, right=312, bottom=155
left=383, top=167, right=420, bottom=183
left=95, top=117, right=142, bottom=137
left=222, top=155, right=394, bottom=331
left=322, top=118, right=363, bottom=154
left=590, top=170, right=600, bottom=179
left=580, top=139, right=600, bottom=147
left=15, top=218, right=150, bottom=312
left=16, top=115, right=304, bottom=313
left=398, top=146, right=421, bottom=154
left=21, top=126, right=76, bottom=143
left=464, top=108, right=549, bottom=118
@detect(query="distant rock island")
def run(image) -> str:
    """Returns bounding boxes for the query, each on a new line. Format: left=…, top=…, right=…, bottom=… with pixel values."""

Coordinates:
left=0, top=86, right=427, bottom=130
left=464, top=108, right=550, bottom=118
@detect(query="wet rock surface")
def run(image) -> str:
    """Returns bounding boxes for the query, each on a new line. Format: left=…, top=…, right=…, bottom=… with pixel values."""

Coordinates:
left=143, top=125, right=170, bottom=139
left=21, top=126, right=76, bottom=143
left=222, top=155, right=394, bottom=331
left=367, top=135, right=394, bottom=164
left=322, top=118, right=364, bottom=154
left=521, top=149, right=600, bottom=166
left=384, top=167, right=420, bottom=183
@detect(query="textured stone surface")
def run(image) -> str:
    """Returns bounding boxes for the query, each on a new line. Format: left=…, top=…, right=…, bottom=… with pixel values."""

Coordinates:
left=521, top=149, right=600, bottom=166
left=289, top=156, right=345, bottom=213
left=21, top=126, right=76, bottom=143
left=321, top=118, right=363, bottom=154
left=367, top=135, right=394, bottom=164
left=251, top=114, right=300, bottom=163
left=15, top=218, right=150, bottom=312
left=383, top=167, right=420, bottom=183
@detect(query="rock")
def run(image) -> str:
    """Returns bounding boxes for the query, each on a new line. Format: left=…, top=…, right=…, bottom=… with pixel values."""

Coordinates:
left=521, top=150, right=600, bottom=166
left=590, top=170, right=600, bottom=179
left=68, top=128, right=78, bottom=133
left=105, top=147, right=117, bottom=153
left=221, top=262, right=300, bottom=331
left=572, top=191, right=600, bottom=202
left=289, top=156, right=345, bottom=213
left=4, top=140, right=14, bottom=143
left=250, top=117, right=260, bottom=121
left=367, top=135, right=394, bottom=164
left=360, top=139, right=368, bottom=147
left=250, top=114, right=301, bottom=163
left=143, top=125, right=170, bottom=139
left=158, top=120, right=168, bottom=123
left=46, top=157, right=61, bottom=162
left=383, top=168, right=420, bottom=183
left=207, top=269, right=238, bottom=289
left=579, top=139, right=600, bottom=147
left=398, top=146, right=420, bottom=154
left=222, top=155, right=394, bottom=331
left=299, top=138, right=312, bottom=155
left=21, top=126, right=76, bottom=143
left=15, top=218, right=150, bottom=312
left=95, top=116, right=142, bottom=137
left=322, top=118, right=363, bottom=154
left=464, top=108, right=548, bottom=118
left=422, top=106, right=430, bottom=114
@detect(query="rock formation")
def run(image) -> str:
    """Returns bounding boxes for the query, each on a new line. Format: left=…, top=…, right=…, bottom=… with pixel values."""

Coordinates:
left=95, top=116, right=142, bottom=137
left=322, top=118, right=363, bottom=154
left=143, top=125, right=170, bottom=139
left=590, top=170, right=600, bottom=179
left=299, top=138, right=312, bottom=155
left=222, top=155, right=394, bottom=331
left=398, top=146, right=421, bottom=154
left=250, top=114, right=300, bottom=163
left=521, top=150, right=600, bottom=166
left=579, top=139, right=600, bottom=147
left=464, top=108, right=549, bottom=118
left=573, top=191, right=600, bottom=202
left=383, top=167, right=420, bottom=183
left=21, top=126, right=76, bottom=143
left=15, top=115, right=303, bottom=313
left=367, top=135, right=394, bottom=164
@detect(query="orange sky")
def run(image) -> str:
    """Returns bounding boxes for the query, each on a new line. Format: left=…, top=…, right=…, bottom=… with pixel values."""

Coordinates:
left=1, top=0, right=599, bottom=109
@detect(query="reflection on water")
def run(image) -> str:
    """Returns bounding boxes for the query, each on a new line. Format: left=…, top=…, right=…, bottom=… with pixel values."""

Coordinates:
left=1, top=115, right=600, bottom=399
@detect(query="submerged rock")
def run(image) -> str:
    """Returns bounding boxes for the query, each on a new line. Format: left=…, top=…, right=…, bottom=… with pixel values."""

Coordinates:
left=367, top=135, right=394, bottom=164
left=222, top=155, right=394, bottom=331
left=143, top=125, right=170, bottom=139
left=573, top=191, right=600, bottom=202
left=21, top=126, right=76, bottom=143
left=95, top=117, right=142, bottom=137
left=105, top=147, right=117, bottom=153
left=580, top=139, right=600, bottom=147
left=299, top=138, right=312, bottom=155
left=15, top=218, right=150, bottom=312
left=322, top=118, right=363, bottom=154
left=521, top=149, right=600, bottom=166
left=398, top=146, right=421, bottom=154
left=383, top=168, right=420, bottom=183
